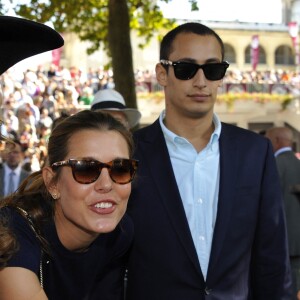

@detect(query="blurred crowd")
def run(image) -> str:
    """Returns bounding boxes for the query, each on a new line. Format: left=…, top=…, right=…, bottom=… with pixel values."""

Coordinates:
left=224, top=69, right=300, bottom=85
left=1, top=63, right=300, bottom=172
left=136, top=67, right=300, bottom=88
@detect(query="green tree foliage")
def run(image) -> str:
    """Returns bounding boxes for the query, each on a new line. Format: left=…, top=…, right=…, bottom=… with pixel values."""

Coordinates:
left=1, top=0, right=198, bottom=109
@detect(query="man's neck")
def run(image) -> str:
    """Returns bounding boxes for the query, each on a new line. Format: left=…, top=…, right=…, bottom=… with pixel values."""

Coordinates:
left=164, top=113, right=215, bottom=152
left=4, top=162, right=20, bottom=171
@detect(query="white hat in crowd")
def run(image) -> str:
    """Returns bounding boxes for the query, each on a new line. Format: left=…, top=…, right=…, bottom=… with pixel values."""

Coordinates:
left=90, top=89, right=141, bottom=128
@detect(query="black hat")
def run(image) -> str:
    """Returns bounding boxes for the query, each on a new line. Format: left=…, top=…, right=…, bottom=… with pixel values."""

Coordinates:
left=0, top=16, right=64, bottom=75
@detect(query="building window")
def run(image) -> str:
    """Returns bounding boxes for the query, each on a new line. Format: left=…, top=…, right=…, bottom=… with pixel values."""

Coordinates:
left=275, top=45, right=294, bottom=65
left=224, top=43, right=236, bottom=63
left=245, top=45, right=266, bottom=64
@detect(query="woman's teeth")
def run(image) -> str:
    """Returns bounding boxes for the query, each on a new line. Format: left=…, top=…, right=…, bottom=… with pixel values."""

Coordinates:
left=94, top=202, right=113, bottom=208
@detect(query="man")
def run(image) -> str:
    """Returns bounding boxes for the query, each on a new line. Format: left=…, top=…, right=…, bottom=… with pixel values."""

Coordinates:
left=266, top=126, right=300, bottom=300
left=90, top=89, right=141, bottom=130
left=126, top=22, right=291, bottom=299
left=0, top=140, right=30, bottom=197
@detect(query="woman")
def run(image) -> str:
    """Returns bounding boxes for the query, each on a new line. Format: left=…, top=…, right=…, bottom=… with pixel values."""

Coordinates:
left=0, top=15, right=63, bottom=288
left=0, top=110, right=138, bottom=299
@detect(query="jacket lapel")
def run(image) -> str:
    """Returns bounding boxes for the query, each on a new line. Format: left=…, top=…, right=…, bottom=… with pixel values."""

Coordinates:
left=207, top=124, right=239, bottom=280
left=19, top=170, right=29, bottom=185
left=137, top=120, right=202, bottom=276
left=0, top=167, right=4, bottom=197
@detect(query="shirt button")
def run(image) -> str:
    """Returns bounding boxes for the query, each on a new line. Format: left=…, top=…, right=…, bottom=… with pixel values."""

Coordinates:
left=198, top=198, right=203, bottom=204
left=199, top=235, right=205, bottom=241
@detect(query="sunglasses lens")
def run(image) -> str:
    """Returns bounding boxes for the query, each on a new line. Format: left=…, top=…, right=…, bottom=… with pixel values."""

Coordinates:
left=110, top=159, right=135, bottom=184
left=173, top=63, right=198, bottom=80
left=65, top=159, right=137, bottom=185
left=73, top=161, right=99, bottom=184
left=202, top=64, right=227, bottom=80
left=172, top=62, right=228, bottom=81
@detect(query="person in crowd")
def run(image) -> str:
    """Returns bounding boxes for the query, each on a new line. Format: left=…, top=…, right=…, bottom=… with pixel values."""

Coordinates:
left=266, top=126, right=300, bottom=300
left=125, top=22, right=292, bottom=299
left=5, top=110, right=19, bottom=137
left=40, top=93, right=58, bottom=120
left=0, top=110, right=138, bottom=299
left=90, top=89, right=141, bottom=130
left=0, top=139, right=30, bottom=197
left=79, top=86, right=94, bottom=105
left=38, top=108, right=53, bottom=130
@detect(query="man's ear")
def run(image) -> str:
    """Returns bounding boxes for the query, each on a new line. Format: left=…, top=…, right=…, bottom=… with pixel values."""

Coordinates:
left=156, top=63, right=168, bottom=87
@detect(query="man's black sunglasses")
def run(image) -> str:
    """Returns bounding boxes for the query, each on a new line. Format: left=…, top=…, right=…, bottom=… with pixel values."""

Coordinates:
left=52, top=158, right=139, bottom=185
left=160, top=60, right=229, bottom=81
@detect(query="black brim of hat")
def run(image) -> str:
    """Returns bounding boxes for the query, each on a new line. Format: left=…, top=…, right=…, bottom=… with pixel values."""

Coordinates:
left=0, top=16, right=64, bottom=74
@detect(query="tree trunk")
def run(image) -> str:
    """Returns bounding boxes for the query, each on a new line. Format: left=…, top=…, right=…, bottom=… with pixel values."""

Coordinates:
left=108, top=0, right=137, bottom=109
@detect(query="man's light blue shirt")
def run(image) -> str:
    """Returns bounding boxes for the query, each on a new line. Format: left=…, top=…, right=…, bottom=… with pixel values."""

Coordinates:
left=159, top=111, right=221, bottom=279
left=3, top=163, right=22, bottom=196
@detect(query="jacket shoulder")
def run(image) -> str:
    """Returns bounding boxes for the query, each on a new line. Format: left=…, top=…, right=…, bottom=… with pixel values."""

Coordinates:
left=221, top=122, right=268, bottom=142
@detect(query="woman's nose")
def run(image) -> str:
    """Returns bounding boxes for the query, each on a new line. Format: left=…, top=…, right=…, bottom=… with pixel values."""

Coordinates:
left=94, top=168, right=113, bottom=192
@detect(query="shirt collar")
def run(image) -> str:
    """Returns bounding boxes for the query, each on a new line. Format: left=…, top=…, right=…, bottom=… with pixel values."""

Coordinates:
left=159, top=110, right=221, bottom=150
left=274, top=146, right=292, bottom=157
left=4, top=163, right=22, bottom=176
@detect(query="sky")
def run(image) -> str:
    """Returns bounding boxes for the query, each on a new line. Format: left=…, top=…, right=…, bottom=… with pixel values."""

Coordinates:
left=4, top=0, right=283, bottom=24
left=159, top=0, right=283, bottom=24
